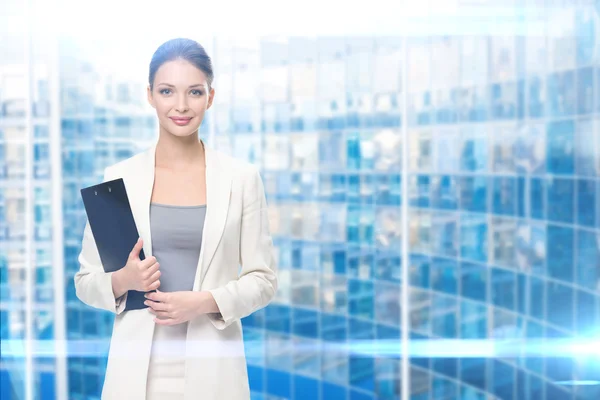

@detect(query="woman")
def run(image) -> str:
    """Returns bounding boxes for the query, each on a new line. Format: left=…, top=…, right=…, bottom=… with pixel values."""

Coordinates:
left=74, top=38, right=278, bottom=400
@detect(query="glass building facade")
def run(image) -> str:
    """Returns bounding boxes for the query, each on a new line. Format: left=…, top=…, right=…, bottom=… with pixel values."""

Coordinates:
left=1, top=1, right=599, bottom=400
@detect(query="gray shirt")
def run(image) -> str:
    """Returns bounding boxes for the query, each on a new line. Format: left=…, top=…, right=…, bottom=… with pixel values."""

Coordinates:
left=149, top=203, right=206, bottom=292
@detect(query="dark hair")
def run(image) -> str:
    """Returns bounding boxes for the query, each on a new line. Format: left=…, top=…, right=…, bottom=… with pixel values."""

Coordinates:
left=148, top=38, right=214, bottom=91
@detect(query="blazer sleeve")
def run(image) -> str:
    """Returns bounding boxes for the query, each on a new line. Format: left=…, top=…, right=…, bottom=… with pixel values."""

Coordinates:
left=74, top=166, right=128, bottom=314
left=208, top=166, right=278, bottom=330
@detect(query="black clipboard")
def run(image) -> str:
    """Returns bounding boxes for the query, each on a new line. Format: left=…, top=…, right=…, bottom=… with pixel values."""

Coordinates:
left=80, top=178, right=148, bottom=312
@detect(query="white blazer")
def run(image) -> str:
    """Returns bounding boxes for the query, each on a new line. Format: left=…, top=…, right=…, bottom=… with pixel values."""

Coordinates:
left=74, top=141, right=278, bottom=400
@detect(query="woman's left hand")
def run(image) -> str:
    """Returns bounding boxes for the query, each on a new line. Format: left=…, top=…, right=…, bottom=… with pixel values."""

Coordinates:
left=144, top=290, right=205, bottom=326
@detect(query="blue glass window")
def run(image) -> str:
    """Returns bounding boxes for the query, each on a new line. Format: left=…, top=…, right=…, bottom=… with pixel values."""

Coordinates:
left=349, top=317, right=374, bottom=340
left=293, top=308, right=318, bottom=339
left=460, top=214, right=488, bottom=262
left=545, top=356, right=574, bottom=384
left=431, top=213, right=458, bottom=257
left=577, top=179, right=597, bottom=227
left=492, top=360, right=514, bottom=399
left=322, top=382, right=347, bottom=400
left=574, top=119, right=597, bottom=177
left=491, top=82, right=518, bottom=120
left=266, top=304, right=291, bottom=334
left=33, top=143, right=49, bottom=163
left=517, top=177, right=546, bottom=220
left=492, top=176, right=517, bottom=216
left=293, top=376, right=318, bottom=400
left=547, top=225, right=574, bottom=282
left=460, top=262, right=487, bottom=302
left=528, top=76, right=545, bottom=118
left=69, top=369, right=81, bottom=395
left=348, top=174, right=360, bottom=204
left=376, top=324, right=400, bottom=341
left=431, top=258, right=458, bottom=295
left=575, top=289, right=598, bottom=335
left=460, top=386, right=486, bottom=400
left=528, top=375, right=544, bottom=398
left=374, top=281, right=400, bottom=326
left=575, top=229, right=599, bottom=292
left=459, top=177, right=487, bottom=212
left=409, top=254, right=430, bottom=289
left=491, top=268, right=515, bottom=311
left=77, top=120, right=94, bottom=140
left=528, top=277, right=545, bottom=320
left=546, top=119, right=575, bottom=174
left=470, top=86, right=489, bottom=122
left=460, top=300, right=487, bottom=339
left=267, top=369, right=291, bottom=399
left=347, top=205, right=360, bottom=244
left=516, top=273, right=527, bottom=315
left=375, top=251, right=400, bottom=282
left=546, top=282, right=574, bottom=330
left=409, top=289, right=431, bottom=335
left=375, top=173, right=401, bottom=206
left=431, top=175, right=458, bottom=210
left=321, top=313, right=346, bottom=342
left=547, top=71, right=576, bottom=117
left=597, top=67, right=600, bottom=113
left=348, top=279, right=374, bottom=319
left=350, top=389, right=374, bottom=400
left=460, top=358, right=487, bottom=391
left=409, top=175, right=430, bottom=207
left=547, top=177, right=574, bottom=223
left=460, top=132, right=488, bottom=171
left=350, top=356, right=374, bottom=392
left=375, top=358, right=400, bottom=399
left=431, top=294, right=457, bottom=338
left=577, top=67, right=594, bottom=114
left=432, top=376, right=457, bottom=398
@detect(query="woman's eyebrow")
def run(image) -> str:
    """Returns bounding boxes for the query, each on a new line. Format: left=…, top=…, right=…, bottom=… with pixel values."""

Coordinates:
left=156, top=83, right=205, bottom=88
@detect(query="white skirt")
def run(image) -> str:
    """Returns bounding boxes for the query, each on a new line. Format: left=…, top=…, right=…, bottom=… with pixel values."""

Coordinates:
left=146, top=322, right=188, bottom=400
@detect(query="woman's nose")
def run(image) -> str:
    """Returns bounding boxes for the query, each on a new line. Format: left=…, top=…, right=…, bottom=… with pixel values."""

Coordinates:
left=175, top=95, right=189, bottom=113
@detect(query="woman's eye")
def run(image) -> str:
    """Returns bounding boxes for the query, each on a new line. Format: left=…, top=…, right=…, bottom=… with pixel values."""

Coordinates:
left=191, top=90, right=203, bottom=96
left=159, top=89, right=171, bottom=95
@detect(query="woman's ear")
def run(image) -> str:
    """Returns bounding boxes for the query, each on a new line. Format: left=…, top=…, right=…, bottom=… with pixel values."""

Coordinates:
left=207, top=87, right=215, bottom=110
left=147, top=85, right=155, bottom=109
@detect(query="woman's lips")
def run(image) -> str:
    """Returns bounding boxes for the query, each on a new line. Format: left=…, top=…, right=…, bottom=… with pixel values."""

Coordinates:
left=169, top=117, right=192, bottom=126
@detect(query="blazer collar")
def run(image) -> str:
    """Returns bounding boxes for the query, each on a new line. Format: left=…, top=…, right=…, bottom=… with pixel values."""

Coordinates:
left=135, top=139, right=232, bottom=291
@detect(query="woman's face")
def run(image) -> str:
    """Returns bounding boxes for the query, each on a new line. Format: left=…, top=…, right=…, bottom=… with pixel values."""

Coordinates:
left=147, top=59, right=215, bottom=138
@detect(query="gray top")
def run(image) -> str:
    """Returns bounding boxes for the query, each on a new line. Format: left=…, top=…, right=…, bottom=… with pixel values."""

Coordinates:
left=150, top=203, right=206, bottom=293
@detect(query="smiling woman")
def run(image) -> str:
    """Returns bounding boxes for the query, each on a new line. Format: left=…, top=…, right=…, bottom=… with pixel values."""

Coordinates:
left=147, top=39, right=215, bottom=137
left=74, top=37, right=278, bottom=400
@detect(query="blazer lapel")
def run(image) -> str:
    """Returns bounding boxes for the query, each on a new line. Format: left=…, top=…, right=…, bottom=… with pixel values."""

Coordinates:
left=193, top=144, right=232, bottom=290
left=127, top=142, right=157, bottom=260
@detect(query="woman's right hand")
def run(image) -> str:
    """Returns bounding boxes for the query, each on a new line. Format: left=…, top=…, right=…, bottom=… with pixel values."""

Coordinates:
left=115, top=238, right=161, bottom=293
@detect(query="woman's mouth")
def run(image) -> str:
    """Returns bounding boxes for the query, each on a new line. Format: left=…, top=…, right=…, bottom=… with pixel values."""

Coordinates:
left=169, top=117, right=192, bottom=126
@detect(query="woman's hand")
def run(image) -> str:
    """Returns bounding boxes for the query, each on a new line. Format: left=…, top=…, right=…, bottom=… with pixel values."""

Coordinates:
left=144, top=290, right=218, bottom=326
left=119, top=238, right=161, bottom=293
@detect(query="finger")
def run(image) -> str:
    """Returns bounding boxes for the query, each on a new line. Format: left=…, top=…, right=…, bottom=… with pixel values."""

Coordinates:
left=144, top=299, right=168, bottom=311
left=141, top=257, right=158, bottom=269
left=144, top=289, right=164, bottom=301
left=145, top=270, right=161, bottom=285
left=144, top=262, right=160, bottom=277
left=129, top=238, right=144, bottom=261
left=145, top=280, right=160, bottom=292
